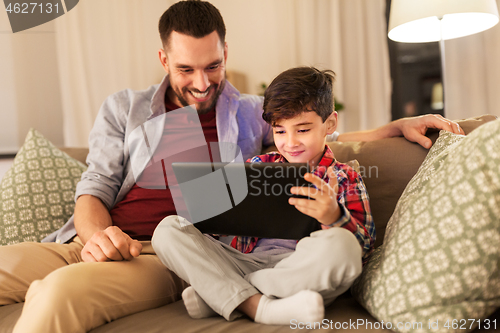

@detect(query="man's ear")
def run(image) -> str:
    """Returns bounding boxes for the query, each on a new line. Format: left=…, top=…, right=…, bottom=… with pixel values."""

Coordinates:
left=326, top=111, right=338, bottom=135
left=159, top=48, right=169, bottom=73
left=224, top=42, right=228, bottom=63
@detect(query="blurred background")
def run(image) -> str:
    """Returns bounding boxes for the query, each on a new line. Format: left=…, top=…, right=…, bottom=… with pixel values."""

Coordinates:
left=1, top=0, right=499, bottom=155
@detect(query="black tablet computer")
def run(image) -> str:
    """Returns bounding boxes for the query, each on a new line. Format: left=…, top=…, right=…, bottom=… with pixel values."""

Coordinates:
left=171, top=162, right=321, bottom=240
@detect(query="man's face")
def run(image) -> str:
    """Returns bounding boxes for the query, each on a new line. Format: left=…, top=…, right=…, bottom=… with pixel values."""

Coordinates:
left=159, top=31, right=227, bottom=114
left=273, top=111, right=337, bottom=166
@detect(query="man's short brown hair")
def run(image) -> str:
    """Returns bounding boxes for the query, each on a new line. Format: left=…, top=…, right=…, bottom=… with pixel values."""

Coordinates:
left=262, top=67, right=336, bottom=126
left=159, top=0, right=226, bottom=49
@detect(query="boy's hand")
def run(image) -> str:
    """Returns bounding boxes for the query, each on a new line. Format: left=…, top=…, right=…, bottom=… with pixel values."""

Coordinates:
left=289, top=166, right=341, bottom=226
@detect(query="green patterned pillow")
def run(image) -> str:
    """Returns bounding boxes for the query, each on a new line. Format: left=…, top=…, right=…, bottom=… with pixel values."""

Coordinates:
left=352, top=119, right=500, bottom=333
left=0, top=129, right=87, bottom=245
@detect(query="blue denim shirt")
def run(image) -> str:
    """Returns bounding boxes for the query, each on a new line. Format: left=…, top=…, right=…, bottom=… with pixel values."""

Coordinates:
left=43, top=76, right=273, bottom=244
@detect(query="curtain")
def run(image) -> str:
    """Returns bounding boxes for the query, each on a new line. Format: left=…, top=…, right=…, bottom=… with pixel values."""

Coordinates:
left=55, top=0, right=391, bottom=146
left=443, top=0, right=500, bottom=119
left=55, top=0, right=175, bottom=147
left=264, top=0, right=392, bottom=134
left=332, top=0, right=392, bottom=133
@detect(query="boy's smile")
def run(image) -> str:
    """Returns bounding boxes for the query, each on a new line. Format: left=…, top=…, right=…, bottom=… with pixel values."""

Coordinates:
left=273, top=111, right=337, bottom=166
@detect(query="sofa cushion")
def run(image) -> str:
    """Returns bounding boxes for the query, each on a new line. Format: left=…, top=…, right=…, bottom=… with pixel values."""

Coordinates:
left=87, top=292, right=395, bottom=333
left=351, top=119, right=500, bottom=333
left=328, top=115, right=497, bottom=247
left=0, top=129, right=87, bottom=245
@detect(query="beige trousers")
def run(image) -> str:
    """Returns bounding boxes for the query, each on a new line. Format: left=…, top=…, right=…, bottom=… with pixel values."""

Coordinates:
left=152, top=216, right=363, bottom=321
left=0, top=237, right=187, bottom=333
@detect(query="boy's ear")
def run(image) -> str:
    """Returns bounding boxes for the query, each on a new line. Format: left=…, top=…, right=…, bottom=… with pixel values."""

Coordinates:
left=325, top=111, right=338, bottom=135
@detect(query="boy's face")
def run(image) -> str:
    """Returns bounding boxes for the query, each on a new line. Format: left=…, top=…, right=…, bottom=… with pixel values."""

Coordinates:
left=273, top=111, right=337, bottom=166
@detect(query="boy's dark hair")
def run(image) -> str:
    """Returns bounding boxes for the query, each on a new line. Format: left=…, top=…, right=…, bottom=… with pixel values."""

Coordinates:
left=263, top=67, right=336, bottom=126
left=159, top=0, right=226, bottom=49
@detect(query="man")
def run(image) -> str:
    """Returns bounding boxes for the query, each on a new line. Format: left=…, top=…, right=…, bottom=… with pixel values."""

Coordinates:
left=0, top=1, right=464, bottom=332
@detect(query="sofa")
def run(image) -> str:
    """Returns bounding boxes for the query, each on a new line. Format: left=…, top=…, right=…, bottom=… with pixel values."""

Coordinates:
left=0, top=114, right=498, bottom=333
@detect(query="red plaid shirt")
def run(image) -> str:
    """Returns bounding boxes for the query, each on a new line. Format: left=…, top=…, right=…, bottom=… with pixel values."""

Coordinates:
left=230, top=145, right=375, bottom=262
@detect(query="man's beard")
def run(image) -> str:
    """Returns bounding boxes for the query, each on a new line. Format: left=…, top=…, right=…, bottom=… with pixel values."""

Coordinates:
left=171, top=79, right=226, bottom=115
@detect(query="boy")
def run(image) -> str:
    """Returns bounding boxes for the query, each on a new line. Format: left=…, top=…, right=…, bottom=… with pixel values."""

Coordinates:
left=152, top=66, right=375, bottom=325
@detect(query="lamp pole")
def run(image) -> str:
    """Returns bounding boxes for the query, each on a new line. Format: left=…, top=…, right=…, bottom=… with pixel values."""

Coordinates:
left=438, top=16, right=447, bottom=115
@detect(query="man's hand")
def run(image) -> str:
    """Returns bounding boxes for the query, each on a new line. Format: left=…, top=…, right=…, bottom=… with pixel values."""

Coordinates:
left=81, top=226, right=142, bottom=262
left=396, top=114, right=464, bottom=149
left=337, top=114, right=464, bottom=148
left=289, top=167, right=341, bottom=226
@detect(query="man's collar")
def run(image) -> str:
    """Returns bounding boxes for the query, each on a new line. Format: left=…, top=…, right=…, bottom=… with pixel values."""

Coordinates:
left=148, top=75, right=170, bottom=120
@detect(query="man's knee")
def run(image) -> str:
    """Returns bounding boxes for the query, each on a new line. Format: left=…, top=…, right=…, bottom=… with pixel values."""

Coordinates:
left=25, top=263, right=90, bottom=308
left=0, top=241, right=82, bottom=305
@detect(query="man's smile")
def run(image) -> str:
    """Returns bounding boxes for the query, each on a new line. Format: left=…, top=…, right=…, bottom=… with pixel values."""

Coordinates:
left=187, top=87, right=213, bottom=102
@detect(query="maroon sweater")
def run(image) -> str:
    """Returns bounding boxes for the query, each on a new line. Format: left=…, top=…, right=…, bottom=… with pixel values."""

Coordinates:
left=110, top=100, right=218, bottom=240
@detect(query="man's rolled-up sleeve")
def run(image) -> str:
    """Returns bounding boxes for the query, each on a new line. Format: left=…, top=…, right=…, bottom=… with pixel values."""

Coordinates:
left=75, top=93, right=130, bottom=210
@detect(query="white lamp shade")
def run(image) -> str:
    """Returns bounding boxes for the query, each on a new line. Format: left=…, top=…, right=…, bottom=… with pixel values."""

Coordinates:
left=388, top=0, right=500, bottom=42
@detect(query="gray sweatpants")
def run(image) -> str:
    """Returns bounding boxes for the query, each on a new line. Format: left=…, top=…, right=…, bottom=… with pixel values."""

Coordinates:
left=152, top=215, right=362, bottom=321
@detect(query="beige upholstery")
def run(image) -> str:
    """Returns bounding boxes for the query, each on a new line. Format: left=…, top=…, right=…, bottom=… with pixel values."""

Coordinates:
left=0, top=115, right=498, bottom=332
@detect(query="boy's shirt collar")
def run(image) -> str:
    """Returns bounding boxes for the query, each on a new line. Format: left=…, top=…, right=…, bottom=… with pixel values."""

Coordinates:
left=308, top=145, right=335, bottom=180
left=314, top=145, right=336, bottom=168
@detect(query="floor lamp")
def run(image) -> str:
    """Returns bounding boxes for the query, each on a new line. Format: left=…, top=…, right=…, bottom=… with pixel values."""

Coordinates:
left=387, top=0, right=499, bottom=115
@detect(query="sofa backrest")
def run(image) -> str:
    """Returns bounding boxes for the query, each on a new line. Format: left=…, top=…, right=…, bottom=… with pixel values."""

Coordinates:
left=60, top=115, right=497, bottom=248
left=328, top=114, right=497, bottom=247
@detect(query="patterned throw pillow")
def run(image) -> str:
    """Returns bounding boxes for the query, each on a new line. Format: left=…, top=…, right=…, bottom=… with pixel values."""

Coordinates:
left=0, top=129, right=87, bottom=245
left=351, top=119, right=500, bottom=333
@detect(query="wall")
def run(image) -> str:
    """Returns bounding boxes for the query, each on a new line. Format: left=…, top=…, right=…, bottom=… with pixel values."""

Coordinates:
left=54, top=0, right=172, bottom=146
left=214, top=0, right=299, bottom=95
left=54, top=0, right=356, bottom=147
left=444, top=5, right=500, bottom=119
left=0, top=9, right=19, bottom=154
left=0, top=11, right=63, bottom=153
left=2, top=0, right=391, bottom=149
